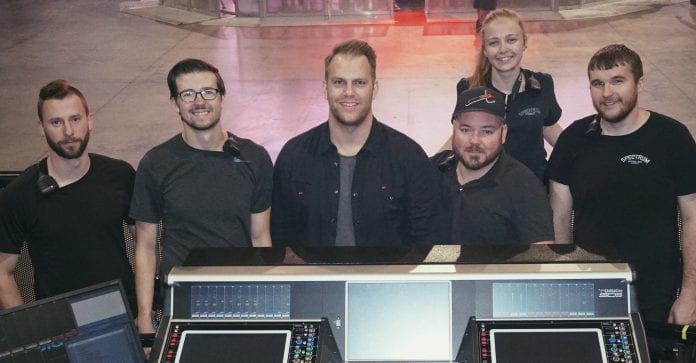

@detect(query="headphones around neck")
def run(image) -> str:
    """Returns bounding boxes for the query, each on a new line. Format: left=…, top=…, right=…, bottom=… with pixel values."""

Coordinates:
left=437, top=151, right=457, bottom=172
left=223, top=133, right=254, bottom=180
left=585, top=115, right=602, bottom=136
left=37, top=160, right=59, bottom=195
left=223, top=134, right=241, bottom=158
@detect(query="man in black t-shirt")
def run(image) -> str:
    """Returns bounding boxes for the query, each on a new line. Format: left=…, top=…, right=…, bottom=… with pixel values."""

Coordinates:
left=432, top=87, right=553, bottom=245
left=129, top=59, right=273, bottom=334
left=0, top=80, right=137, bottom=312
left=549, top=44, right=696, bottom=326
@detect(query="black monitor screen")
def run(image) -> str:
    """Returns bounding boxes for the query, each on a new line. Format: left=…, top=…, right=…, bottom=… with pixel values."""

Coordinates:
left=0, top=280, right=144, bottom=363
left=490, top=328, right=607, bottom=363
left=176, top=330, right=290, bottom=363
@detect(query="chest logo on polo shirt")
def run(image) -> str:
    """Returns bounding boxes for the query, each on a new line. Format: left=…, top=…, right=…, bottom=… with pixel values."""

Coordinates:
left=518, top=107, right=541, bottom=117
left=620, top=154, right=650, bottom=165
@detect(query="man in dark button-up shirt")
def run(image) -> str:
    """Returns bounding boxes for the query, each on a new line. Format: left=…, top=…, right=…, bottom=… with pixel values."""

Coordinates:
left=271, top=39, right=442, bottom=247
left=431, top=87, right=553, bottom=245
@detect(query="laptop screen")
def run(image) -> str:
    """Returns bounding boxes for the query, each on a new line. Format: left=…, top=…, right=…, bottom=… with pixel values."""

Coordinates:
left=0, top=280, right=144, bottom=363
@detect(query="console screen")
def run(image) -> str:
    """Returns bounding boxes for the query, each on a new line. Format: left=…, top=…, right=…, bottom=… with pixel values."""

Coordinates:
left=490, top=328, right=607, bottom=363
left=346, top=281, right=451, bottom=361
left=175, top=330, right=291, bottom=363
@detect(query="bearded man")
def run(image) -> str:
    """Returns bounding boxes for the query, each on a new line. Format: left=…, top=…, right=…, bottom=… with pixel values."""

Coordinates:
left=431, top=86, right=553, bottom=245
left=548, top=44, right=696, bottom=330
left=0, top=80, right=137, bottom=313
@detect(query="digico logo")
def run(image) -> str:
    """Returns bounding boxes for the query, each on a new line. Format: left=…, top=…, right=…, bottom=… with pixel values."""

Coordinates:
left=598, top=289, right=623, bottom=298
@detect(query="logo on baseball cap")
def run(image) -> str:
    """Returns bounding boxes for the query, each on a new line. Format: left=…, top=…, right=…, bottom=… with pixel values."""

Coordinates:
left=451, top=87, right=506, bottom=123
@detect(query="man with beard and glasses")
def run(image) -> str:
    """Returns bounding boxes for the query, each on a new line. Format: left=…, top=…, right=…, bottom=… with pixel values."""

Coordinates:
left=0, top=80, right=137, bottom=312
left=548, top=44, right=696, bottom=333
left=129, top=59, right=272, bottom=333
left=271, top=39, right=442, bottom=247
left=431, top=87, right=553, bottom=245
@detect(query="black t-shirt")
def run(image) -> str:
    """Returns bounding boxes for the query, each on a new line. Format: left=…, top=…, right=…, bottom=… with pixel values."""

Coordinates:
left=129, top=134, right=273, bottom=276
left=548, top=112, right=696, bottom=320
left=0, top=154, right=136, bottom=312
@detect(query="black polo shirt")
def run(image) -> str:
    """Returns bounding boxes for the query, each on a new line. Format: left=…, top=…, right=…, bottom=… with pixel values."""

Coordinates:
left=431, top=150, right=554, bottom=245
left=271, top=119, right=443, bottom=246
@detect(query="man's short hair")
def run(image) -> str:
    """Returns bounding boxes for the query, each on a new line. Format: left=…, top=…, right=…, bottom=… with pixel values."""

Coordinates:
left=324, top=39, right=377, bottom=81
left=37, top=80, right=89, bottom=122
left=587, top=44, right=643, bottom=82
left=167, top=58, right=226, bottom=99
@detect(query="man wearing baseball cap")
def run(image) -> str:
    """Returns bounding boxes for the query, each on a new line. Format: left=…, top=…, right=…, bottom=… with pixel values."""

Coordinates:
left=431, top=87, right=554, bottom=244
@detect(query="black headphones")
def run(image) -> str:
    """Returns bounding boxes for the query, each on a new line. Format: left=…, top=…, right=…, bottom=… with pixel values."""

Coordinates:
left=585, top=115, right=602, bottom=136
left=436, top=151, right=457, bottom=172
left=223, top=132, right=255, bottom=180
left=223, top=132, right=241, bottom=158
left=36, top=159, right=59, bottom=195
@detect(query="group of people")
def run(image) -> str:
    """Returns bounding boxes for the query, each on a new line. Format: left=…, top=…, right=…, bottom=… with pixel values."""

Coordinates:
left=0, top=8, right=695, bottom=359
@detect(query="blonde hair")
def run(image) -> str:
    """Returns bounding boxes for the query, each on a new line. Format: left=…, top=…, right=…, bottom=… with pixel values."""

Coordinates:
left=325, top=39, right=377, bottom=81
left=469, top=9, right=528, bottom=87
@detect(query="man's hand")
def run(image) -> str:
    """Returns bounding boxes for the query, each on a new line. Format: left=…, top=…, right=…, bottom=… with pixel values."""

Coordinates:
left=136, top=314, right=156, bottom=359
left=668, top=290, right=696, bottom=325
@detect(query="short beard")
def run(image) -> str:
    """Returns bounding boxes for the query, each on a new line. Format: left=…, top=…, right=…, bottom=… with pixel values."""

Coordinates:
left=46, top=131, right=89, bottom=159
left=597, top=94, right=638, bottom=124
left=456, top=144, right=502, bottom=171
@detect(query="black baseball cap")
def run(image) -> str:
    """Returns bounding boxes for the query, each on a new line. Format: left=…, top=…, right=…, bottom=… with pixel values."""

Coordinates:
left=451, top=87, right=506, bottom=123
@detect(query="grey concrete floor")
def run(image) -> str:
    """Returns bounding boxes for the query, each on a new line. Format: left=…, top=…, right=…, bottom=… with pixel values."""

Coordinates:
left=1, top=0, right=696, bottom=171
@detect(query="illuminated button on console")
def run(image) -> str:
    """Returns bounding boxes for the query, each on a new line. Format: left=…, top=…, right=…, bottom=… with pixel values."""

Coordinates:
left=602, top=320, right=635, bottom=363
